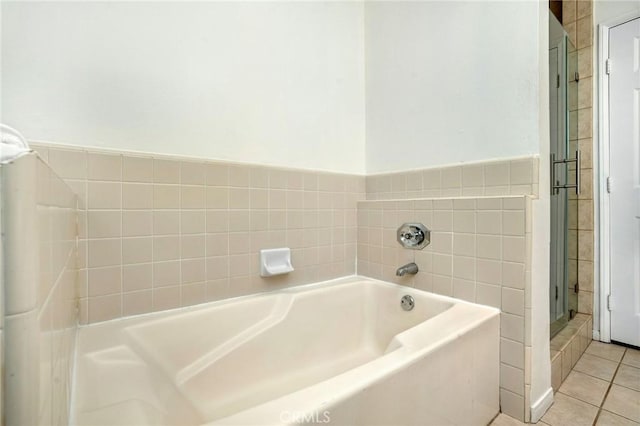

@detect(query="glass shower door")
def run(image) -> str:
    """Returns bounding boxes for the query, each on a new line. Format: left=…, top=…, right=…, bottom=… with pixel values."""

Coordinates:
left=549, top=35, right=579, bottom=338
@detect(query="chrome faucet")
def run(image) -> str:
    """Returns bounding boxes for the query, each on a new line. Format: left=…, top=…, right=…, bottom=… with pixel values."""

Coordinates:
left=396, top=262, right=419, bottom=277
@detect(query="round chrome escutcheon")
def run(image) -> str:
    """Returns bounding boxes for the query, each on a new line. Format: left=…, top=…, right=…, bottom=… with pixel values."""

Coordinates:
left=401, top=295, right=415, bottom=311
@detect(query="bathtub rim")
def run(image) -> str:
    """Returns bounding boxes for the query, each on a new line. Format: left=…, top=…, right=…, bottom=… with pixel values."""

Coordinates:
left=75, top=274, right=499, bottom=331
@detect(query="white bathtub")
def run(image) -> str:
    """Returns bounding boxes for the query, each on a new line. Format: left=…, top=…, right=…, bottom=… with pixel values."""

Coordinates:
left=71, top=277, right=500, bottom=426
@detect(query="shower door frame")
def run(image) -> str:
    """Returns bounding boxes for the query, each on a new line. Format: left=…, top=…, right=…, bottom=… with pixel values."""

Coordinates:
left=549, top=35, right=571, bottom=336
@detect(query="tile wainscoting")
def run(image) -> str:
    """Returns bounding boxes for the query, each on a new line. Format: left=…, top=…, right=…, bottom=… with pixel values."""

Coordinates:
left=357, top=196, right=534, bottom=421
left=365, top=157, right=539, bottom=200
left=30, top=142, right=546, bottom=421
left=31, top=143, right=365, bottom=324
left=1, top=153, right=79, bottom=425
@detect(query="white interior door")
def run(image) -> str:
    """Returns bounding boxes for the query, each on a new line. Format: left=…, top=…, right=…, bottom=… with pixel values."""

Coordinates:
left=609, top=17, right=640, bottom=347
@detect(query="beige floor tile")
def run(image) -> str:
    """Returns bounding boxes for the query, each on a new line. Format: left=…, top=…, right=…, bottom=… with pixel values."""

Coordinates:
left=490, top=413, right=550, bottom=426
left=596, top=410, right=640, bottom=426
left=559, top=371, right=610, bottom=406
left=603, top=384, right=640, bottom=422
left=574, top=353, right=620, bottom=381
left=491, top=413, right=527, bottom=426
left=586, top=341, right=626, bottom=362
left=614, top=364, right=640, bottom=392
left=541, top=393, right=599, bottom=426
left=623, top=349, right=640, bottom=369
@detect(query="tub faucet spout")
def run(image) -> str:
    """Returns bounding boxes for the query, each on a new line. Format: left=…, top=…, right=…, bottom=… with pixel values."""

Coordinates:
left=396, top=262, right=419, bottom=276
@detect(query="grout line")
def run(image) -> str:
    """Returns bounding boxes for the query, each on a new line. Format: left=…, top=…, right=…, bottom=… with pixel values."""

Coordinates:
left=549, top=343, right=639, bottom=426
left=592, top=347, right=626, bottom=426
left=584, top=350, right=626, bottom=364
left=571, top=365, right=617, bottom=384
left=556, top=389, right=602, bottom=410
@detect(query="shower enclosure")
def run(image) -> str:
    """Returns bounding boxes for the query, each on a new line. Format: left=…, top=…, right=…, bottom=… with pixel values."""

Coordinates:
left=549, top=17, right=580, bottom=338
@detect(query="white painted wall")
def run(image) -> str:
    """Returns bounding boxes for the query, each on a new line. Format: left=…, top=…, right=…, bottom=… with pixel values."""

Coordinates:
left=530, top=6, right=553, bottom=422
left=595, top=0, right=640, bottom=24
left=2, top=1, right=548, bottom=175
left=365, top=1, right=542, bottom=173
left=1, top=2, right=365, bottom=173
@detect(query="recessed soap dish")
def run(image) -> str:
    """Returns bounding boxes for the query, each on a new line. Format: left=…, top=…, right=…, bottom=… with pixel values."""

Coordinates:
left=260, top=248, right=294, bottom=277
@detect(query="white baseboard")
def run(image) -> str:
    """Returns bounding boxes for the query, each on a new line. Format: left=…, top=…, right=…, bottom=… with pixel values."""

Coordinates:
left=530, top=388, right=554, bottom=423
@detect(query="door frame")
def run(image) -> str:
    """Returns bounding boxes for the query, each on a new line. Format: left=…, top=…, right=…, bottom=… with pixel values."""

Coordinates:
left=597, top=12, right=640, bottom=343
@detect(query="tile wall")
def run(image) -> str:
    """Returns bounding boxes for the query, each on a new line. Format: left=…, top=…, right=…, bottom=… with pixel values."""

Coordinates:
left=1, top=153, right=78, bottom=425
left=357, top=196, right=534, bottom=421
left=365, top=157, right=539, bottom=200
left=30, top=143, right=365, bottom=324
left=550, top=314, right=593, bottom=392
left=563, top=0, right=595, bottom=316
left=29, top=141, right=544, bottom=421
left=543, top=0, right=597, bottom=408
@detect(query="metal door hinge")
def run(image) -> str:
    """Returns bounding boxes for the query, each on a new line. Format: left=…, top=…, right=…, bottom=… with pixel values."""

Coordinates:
left=574, top=72, right=580, bottom=83
left=606, top=58, right=612, bottom=75
left=557, top=74, right=560, bottom=88
left=574, top=283, right=579, bottom=293
left=556, top=285, right=559, bottom=301
left=606, top=176, right=612, bottom=193
left=551, top=151, right=581, bottom=195
left=607, top=294, right=613, bottom=311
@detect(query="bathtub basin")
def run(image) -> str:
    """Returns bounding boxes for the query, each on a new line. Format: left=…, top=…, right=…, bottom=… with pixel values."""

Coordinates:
left=71, top=276, right=500, bottom=425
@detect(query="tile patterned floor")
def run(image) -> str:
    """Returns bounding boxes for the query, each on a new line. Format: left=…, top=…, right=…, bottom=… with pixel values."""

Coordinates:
left=491, top=341, right=640, bottom=426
